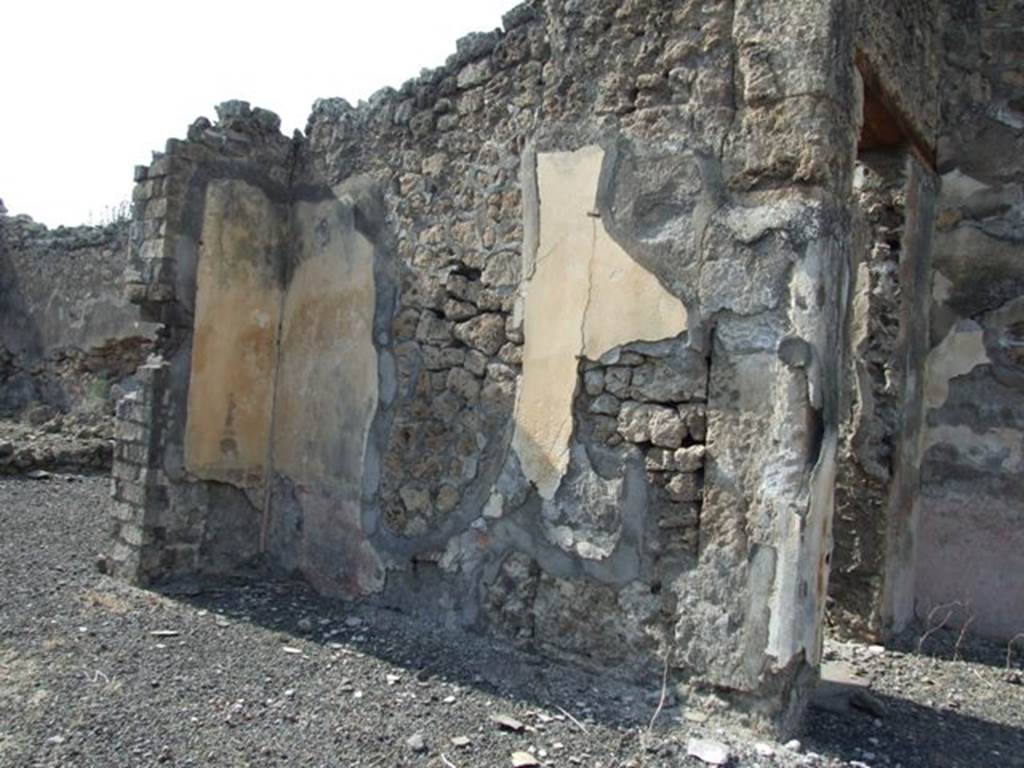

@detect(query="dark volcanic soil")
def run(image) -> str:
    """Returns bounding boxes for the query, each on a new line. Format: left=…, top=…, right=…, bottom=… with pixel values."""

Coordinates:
left=1, top=474, right=1022, bottom=767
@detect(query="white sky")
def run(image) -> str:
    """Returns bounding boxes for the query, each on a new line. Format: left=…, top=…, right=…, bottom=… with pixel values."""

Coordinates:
left=1, top=0, right=515, bottom=227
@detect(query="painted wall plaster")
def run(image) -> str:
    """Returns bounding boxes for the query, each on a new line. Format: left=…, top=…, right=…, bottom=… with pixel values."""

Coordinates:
left=269, top=194, right=384, bottom=599
left=184, top=179, right=287, bottom=488
left=917, top=0, right=1024, bottom=638
left=273, top=197, right=379, bottom=488
left=513, top=145, right=688, bottom=500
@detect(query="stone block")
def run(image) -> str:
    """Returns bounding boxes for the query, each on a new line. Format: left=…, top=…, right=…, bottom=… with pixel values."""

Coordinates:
left=423, top=345, right=466, bottom=370
left=112, top=461, right=141, bottom=483
left=110, top=500, right=138, bottom=522
left=143, top=198, right=169, bottom=220
left=589, top=393, right=621, bottom=416
left=447, top=367, right=481, bottom=402
left=416, top=312, right=452, bottom=344
left=115, top=421, right=145, bottom=444
left=115, top=443, right=148, bottom=465
left=110, top=541, right=139, bottom=568
left=645, top=448, right=676, bottom=471
left=604, top=366, right=632, bottom=397
left=666, top=472, right=702, bottom=502
left=113, top=479, right=146, bottom=506
left=630, top=352, right=708, bottom=403
left=657, top=502, right=700, bottom=530
left=457, top=60, right=492, bottom=90
left=583, top=369, right=605, bottom=396
left=454, top=314, right=506, bottom=355
left=146, top=155, right=170, bottom=178
left=678, top=405, right=707, bottom=442
left=617, top=402, right=686, bottom=447
left=119, top=523, right=147, bottom=547
left=464, top=349, right=488, bottom=376
left=673, top=445, right=706, bottom=472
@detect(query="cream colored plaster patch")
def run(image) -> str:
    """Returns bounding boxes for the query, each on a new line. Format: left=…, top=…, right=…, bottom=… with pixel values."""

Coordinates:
left=272, top=198, right=378, bottom=493
left=924, top=322, right=990, bottom=410
left=583, top=226, right=689, bottom=357
left=185, top=180, right=287, bottom=487
left=513, top=146, right=688, bottom=499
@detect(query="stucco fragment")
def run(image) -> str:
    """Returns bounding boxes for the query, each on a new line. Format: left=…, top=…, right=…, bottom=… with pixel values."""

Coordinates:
left=272, top=197, right=378, bottom=490
left=513, top=145, right=688, bottom=499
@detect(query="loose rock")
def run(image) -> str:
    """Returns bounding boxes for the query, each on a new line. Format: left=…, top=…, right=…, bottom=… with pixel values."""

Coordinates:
left=686, top=738, right=730, bottom=765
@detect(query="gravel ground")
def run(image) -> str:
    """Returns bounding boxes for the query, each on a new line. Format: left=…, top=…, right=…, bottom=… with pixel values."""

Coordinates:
left=1, top=474, right=1021, bottom=768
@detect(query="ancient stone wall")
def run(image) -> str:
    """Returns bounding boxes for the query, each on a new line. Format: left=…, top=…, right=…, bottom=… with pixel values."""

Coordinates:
left=0, top=214, right=157, bottom=473
left=829, top=0, right=1024, bottom=644
left=110, top=0, right=866, bottom=733
left=832, top=152, right=935, bottom=640
left=825, top=0, right=949, bottom=643
left=0, top=215, right=154, bottom=415
left=109, top=101, right=296, bottom=581
left=292, top=6, right=860, bottom=724
left=0, top=0, right=1016, bottom=739
left=917, top=0, right=1024, bottom=641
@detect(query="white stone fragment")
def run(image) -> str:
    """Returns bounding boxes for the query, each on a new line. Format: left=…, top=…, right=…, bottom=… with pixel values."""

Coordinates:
left=686, top=738, right=730, bottom=765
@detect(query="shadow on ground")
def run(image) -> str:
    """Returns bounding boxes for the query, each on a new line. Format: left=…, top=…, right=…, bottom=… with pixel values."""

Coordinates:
left=156, top=575, right=663, bottom=732
left=156, top=573, right=1024, bottom=768
left=805, top=690, right=1024, bottom=768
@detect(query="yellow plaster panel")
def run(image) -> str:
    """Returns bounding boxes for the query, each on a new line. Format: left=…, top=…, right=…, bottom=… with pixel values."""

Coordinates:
left=184, top=180, right=286, bottom=487
left=583, top=218, right=689, bottom=359
left=513, top=146, right=688, bottom=499
left=272, top=198, right=378, bottom=492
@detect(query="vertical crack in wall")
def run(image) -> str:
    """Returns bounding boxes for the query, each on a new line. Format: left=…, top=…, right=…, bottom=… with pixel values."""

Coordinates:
left=258, top=211, right=293, bottom=554
left=580, top=213, right=599, bottom=354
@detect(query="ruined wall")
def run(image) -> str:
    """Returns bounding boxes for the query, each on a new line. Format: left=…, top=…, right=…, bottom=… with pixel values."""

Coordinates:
left=917, top=0, right=1024, bottom=640
left=0, top=215, right=154, bottom=416
left=823, top=0, right=948, bottom=642
left=305, top=0, right=861, bottom=730
left=856, top=0, right=940, bottom=153
left=108, top=101, right=295, bottom=582
left=0, top=214, right=157, bottom=474
left=831, top=152, right=935, bottom=640
left=110, top=0, right=866, bottom=733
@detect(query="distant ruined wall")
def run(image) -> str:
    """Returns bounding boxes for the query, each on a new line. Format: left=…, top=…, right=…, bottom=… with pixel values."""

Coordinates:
left=0, top=215, right=154, bottom=417
left=917, top=0, right=1024, bottom=641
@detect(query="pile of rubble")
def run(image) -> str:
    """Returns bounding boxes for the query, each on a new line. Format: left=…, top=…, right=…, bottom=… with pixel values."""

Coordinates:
left=0, top=405, right=114, bottom=475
